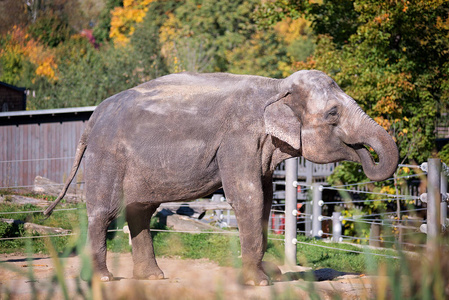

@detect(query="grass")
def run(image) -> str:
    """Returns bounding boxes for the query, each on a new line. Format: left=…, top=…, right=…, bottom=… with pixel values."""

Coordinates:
left=0, top=198, right=402, bottom=273
left=294, top=235, right=401, bottom=274
left=0, top=201, right=83, bottom=254
left=1, top=194, right=449, bottom=299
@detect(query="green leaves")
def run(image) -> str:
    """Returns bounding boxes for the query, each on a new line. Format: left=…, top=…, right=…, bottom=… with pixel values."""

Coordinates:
left=265, top=0, right=449, bottom=164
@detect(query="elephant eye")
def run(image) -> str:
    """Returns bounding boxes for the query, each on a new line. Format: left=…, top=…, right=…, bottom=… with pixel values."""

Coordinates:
left=326, top=106, right=339, bottom=123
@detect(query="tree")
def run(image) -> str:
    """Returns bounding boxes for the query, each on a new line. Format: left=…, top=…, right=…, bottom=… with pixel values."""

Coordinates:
left=0, top=26, right=58, bottom=86
left=0, top=0, right=29, bottom=35
left=129, top=0, right=178, bottom=79
left=93, top=0, right=123, bottom=43
left=1, top=0, right=319, bottom=109
left=28, top=11, right=72, bottom=47
left=109, top=0, right=154, bottom=45
left=258, top=0, right=449, bottom=166
left=158, top=0, right=259, bottom=73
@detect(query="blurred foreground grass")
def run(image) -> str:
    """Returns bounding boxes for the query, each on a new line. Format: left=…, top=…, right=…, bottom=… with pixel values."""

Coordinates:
left=1, top=200, right=448, bottom=299
left=0, top=200, right=402, bottom=274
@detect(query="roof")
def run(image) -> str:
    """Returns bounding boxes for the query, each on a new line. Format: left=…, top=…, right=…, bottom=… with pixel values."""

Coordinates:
left=0, top=106, right=96, bottom=126
left=0, top=81, right=26, bottom=93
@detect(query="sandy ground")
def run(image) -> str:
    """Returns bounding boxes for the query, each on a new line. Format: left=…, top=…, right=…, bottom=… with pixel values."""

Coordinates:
left=0, top=253, right=379, bottom=299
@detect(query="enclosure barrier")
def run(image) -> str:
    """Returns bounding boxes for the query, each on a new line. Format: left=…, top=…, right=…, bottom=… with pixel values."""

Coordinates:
left=283, top=157, right=449, bottom=265
left=1, top=156, right=448, bottom=266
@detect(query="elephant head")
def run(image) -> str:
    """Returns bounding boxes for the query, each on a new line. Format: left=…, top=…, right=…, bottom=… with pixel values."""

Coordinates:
left=265, top=70, right=399, bottom=181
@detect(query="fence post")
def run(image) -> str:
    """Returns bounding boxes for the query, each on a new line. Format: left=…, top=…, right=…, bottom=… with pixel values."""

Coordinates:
left=427, top=158, right=441, bottom=254
left=332, top=212, right=342, bottom=242
left=312, top=183, right=323, bottom=238
left=441, top=167, right=448, bottom=230
left=284, top=157, right=298, bottom=266
left=369, top=223, right=381, bottom=247
left=305, top=160, right=313, bottom=237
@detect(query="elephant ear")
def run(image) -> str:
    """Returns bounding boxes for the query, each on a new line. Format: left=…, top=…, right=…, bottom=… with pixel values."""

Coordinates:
left=264, top=99, right=301, bottom=150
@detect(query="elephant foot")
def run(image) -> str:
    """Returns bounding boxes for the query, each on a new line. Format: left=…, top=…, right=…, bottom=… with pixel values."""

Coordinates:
left=81, top=268, right=113, bottom=282
left=242, top=267, right=271, bottom=286
left=261, top=261, right=283, bottom=282
left=133, top=267, right=165, bottom=280
left=148, top=273, right=165, bottom=280
left=98, top=271, right=114, bottom=282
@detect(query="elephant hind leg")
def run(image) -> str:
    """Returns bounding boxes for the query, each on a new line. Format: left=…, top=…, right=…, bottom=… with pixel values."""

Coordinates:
left=126, top=202, right=164, bottom=280
left=88, top=213, right=115, bottom=281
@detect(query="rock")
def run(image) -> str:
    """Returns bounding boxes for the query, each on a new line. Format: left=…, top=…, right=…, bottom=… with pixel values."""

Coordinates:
left=32, top=176, right=83, bottom=202
left=0, top=195, right=49, bottom=207
left=159, top=213, right=223, bottom=232
left=0, top=218, right=71, bottom=235
left=158, top=200, right=232, bottom=219
left=23, top=223, right=71, bottom=235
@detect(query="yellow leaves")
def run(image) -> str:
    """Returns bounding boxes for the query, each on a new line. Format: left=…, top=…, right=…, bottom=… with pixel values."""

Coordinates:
left=374, top=116, right=391, bottom=131
left=379, top=185, right=395, bottom=195
left=274, top=17, right=311, bottom=44
left=1, top=26, right=58, bottom=82
left=110, top=0, right=154, bottom=46
left=159, top=13, right=183, bottom=45
left=375, top=95, right=399, bottom=115
left=159, top=13, right=186, bottom=73
left=35, top=56, right=58, bottom=81
left=278, top=61, right=294, bottom=78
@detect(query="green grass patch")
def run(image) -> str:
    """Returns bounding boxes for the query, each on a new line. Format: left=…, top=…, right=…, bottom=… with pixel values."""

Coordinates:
left=0, top=199, right=403, bottom=274
left=153, top=232, right=242, bottom=267
left=294, top=235, right=400, bottom=274
left=0, top=202, right=84, bottom=254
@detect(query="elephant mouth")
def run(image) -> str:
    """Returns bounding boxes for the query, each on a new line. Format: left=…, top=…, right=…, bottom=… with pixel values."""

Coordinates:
left=346, top=140, right=398, bottom=182
left=349, top=143, right=375, bottom=163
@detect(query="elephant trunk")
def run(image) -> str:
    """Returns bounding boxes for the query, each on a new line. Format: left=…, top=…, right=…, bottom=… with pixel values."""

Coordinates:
left=354, top=122, right=399, bottom=181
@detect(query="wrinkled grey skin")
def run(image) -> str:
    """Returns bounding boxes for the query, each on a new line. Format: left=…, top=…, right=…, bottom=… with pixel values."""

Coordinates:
left=44, top=70, right=398, bottom=286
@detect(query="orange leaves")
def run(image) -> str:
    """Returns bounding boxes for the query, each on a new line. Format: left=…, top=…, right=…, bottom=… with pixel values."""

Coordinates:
left=109, top=0, right=154, bottom=46
left=375, top=95, right=399, bottom=115
left=0, top=26, right=58, bottom=82
left=373, top=116, right=392, bottom=131
left=374, top=13, right=389, bottom=25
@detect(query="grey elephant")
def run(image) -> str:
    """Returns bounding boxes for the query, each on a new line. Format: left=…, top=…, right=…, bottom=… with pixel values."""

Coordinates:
left=44, top=70, right=398, bottom=286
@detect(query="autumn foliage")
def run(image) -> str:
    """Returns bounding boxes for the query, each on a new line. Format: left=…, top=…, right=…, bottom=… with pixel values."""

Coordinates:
left=1, top=0, right=448, bottom=166
left=0, top=26, right=58, bottom=84
left=109, top=0, right=154, bottom=45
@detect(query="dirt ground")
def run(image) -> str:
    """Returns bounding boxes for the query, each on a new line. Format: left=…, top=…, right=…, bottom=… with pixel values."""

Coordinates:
left=0, top=253, right=379, bottom=299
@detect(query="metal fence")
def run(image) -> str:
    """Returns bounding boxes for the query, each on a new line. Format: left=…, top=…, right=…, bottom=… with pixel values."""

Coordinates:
left=1, top=155, right=446, bottom=266
left=282, top=157, right=448, bottom=264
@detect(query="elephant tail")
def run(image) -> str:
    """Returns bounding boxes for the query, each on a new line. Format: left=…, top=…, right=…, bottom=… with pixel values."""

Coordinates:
left=43, top=127, right=90, bottom=218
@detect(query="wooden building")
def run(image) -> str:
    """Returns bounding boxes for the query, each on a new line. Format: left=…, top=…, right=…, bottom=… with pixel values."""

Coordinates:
left=0, top=81, right=27, bottom=112
left=0, top=107, right=95, bottom=189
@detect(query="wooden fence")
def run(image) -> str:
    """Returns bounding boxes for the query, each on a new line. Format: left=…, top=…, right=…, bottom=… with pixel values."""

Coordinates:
left=0, top=107, right=94, bottom=189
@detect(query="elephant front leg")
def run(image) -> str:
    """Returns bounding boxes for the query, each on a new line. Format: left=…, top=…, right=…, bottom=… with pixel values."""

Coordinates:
left=126, top=203, right=164, bottom=280
left=221, top=175, right=270, bottom=286
left=233, top=198, right=270, bottom=286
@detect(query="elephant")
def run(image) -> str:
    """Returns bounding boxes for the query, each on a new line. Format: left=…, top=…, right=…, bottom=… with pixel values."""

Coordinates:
left=44, top=70, right=398, bottom=286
